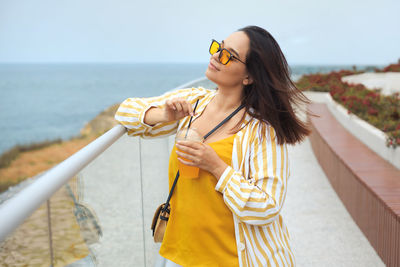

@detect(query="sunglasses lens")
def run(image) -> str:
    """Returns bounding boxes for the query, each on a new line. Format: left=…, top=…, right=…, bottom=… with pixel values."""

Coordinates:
left=209, top=41, right=220, bottom=55
left=219, top=49, right=231, bottom=65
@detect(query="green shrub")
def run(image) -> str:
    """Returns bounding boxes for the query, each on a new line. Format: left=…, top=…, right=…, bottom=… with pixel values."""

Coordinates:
left=0, top=147, right=20, bottom=168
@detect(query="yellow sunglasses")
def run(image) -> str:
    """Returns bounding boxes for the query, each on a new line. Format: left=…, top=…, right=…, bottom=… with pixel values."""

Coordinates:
left=209, top=39, right=246, bottom=65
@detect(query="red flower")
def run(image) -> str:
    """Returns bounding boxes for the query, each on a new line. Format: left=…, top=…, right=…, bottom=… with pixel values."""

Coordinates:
left=368, top=108, right=378, bottom=116
left=362, top=99, right=371, bottom=106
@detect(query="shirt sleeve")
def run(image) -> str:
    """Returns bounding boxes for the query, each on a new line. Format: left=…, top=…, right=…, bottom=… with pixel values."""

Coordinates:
left=215, top=124, right=289, bottom=226
left=114, top=87, right=208, bottom=139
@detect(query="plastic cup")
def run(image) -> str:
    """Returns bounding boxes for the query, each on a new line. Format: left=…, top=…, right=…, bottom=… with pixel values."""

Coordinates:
left=175, top=127, right=203, bottom=178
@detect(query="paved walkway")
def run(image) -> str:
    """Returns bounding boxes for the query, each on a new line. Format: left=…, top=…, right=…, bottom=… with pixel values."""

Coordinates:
left=341, top=72, right=400, bottom=95
left=282, top=139, right=384, bottom=266
left=79, top=134, right=384, bottom=266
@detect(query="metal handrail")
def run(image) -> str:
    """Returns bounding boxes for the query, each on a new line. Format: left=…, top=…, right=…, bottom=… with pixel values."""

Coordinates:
left=0, top=76, right=210, bottom=242
left=0, top=125, right=126, bottom=241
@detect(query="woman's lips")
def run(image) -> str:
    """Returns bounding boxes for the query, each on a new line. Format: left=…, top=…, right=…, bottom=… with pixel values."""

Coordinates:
left=208, top=62, right=219, bottom=71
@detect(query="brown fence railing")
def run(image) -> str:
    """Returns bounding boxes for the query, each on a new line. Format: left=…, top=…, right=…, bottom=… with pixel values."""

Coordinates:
left=308, top=103, right=400, bottom=267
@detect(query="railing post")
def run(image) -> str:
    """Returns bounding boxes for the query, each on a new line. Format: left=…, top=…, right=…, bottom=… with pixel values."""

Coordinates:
left=47, top=199, right=54, bottom=267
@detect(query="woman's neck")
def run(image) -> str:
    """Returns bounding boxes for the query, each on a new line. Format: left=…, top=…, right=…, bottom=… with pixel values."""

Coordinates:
left=214, top=85, right=244, bottom=112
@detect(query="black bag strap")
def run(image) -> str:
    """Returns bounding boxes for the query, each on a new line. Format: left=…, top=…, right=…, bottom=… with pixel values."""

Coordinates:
left=203, top=103, right=245, bottom=140
left=161, top=103, right=245, bottom=213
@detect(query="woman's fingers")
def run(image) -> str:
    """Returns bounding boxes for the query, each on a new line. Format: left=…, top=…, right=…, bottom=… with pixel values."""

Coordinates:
left=178, top=98, right=191, bottom=115
left=176, top=150, right=197, bottom=163
left=164, top=98, right=196, bottom=122
left=165, top=99, right=176, bottom=111
left=176, top=142, right=202, bottom=154
left=186, top=101, right=194, bottom=116
left=169, top=98, right=193, bottom=116
left=177, top=157, right=196, bottom=166
left=173, top=100, right=183, bottom=113
left=176, top=141, right=223, bottom=175
left=176, top=143, right=198, bottom=156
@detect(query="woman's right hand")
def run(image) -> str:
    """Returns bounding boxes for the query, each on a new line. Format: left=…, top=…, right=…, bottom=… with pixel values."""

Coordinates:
left=163, top=98, right=195, bottom=122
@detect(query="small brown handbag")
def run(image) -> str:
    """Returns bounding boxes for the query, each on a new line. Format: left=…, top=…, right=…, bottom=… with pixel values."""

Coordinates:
left=151, top=171, right=178, bottom=243
left=151, top=203, right=170, bottom=243
left=151, top=103, right=245, bottom=243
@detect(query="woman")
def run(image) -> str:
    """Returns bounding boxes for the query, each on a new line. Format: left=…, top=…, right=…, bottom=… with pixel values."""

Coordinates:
left=115, top=25, right=310, bottom=266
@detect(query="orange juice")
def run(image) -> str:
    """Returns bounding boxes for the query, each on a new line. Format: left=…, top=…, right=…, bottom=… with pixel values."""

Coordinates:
left=175, top=127, right=203, bottom=179
left=176, top=149, right=200, bottom=178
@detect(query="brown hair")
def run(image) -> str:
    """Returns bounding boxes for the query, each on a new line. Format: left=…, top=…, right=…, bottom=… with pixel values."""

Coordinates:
left=238, top=25, right=311, bottom=145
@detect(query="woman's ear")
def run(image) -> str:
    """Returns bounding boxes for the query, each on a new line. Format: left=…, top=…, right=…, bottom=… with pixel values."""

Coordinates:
left=243, top=76, right=253, bottom=85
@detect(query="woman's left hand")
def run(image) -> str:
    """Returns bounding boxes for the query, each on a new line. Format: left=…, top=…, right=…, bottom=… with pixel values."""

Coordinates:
left=175, top=140, right=228, bottom=180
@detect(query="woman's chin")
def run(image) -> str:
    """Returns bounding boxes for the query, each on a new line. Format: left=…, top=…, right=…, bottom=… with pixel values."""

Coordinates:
left=205, top=68, right=218, bottom=84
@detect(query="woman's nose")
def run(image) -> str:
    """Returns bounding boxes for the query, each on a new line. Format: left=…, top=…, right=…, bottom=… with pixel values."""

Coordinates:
left=211, top=50, right=220, bottom=62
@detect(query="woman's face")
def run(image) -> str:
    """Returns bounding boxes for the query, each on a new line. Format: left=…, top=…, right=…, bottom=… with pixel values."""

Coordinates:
left=205, top=31, right=250, bottom=89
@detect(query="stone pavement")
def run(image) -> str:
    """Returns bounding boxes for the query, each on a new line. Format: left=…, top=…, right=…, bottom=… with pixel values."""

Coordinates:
left=79, top=133, right=384, bottom=266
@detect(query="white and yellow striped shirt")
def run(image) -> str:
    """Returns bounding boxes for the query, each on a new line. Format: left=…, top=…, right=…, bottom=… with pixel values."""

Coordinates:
left=115, top=87, right=295, bottom=267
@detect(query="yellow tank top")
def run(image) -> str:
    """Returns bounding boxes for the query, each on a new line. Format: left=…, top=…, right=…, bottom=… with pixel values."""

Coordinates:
left=159, top=134, right=239, bottom=267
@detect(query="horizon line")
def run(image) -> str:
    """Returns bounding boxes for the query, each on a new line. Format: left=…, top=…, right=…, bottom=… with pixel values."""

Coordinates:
left=0, top=61, right=388, bottom=66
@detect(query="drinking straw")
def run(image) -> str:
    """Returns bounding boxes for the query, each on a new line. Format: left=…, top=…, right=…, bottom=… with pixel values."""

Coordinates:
left=185, top=99, right=199, bottom=139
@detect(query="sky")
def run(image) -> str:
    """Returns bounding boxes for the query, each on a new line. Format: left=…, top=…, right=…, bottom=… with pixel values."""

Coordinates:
left=0, top=0, right=399, bottom=65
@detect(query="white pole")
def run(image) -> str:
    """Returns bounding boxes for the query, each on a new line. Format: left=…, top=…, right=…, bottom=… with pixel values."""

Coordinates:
left=0, top=125, right=126, bottom=242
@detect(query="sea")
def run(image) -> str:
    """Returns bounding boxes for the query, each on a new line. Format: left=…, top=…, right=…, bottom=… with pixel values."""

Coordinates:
left=0, top=63, right=380, bottom=155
